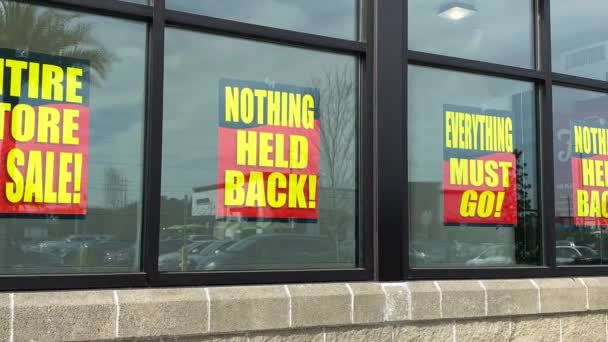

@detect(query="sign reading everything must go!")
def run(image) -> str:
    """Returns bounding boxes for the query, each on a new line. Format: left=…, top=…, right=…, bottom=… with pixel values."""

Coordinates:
left=443, top=105, right=518, bottom=225
left=0, top=48, right=90, bottom=216
left=217, top=79, right=320, bottom=221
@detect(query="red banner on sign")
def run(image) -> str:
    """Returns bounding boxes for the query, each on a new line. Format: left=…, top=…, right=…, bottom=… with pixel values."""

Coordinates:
left=443, top=152, right=518, bottom=225
left=0, top=104, right=89, bottom=215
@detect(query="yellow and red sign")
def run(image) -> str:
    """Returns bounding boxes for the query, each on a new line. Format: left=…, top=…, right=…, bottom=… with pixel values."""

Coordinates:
left=443, top=105, right=517, bottom=225
left=217, top=79, right=320, bottom=221
left=0, top=49, right=89, bottom=216
left=571, top=122, right=608, bottom=225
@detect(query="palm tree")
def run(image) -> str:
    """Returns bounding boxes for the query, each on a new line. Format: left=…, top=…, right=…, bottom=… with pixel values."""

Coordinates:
left=0, top=0, right=115, bottom=272
left=0, top=0, right=114, bottom=84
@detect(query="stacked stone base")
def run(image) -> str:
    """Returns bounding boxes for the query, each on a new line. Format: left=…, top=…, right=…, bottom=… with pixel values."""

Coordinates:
left=1, top=278, right=604, bottom=341
left=142, top=313, right=605, bottom=342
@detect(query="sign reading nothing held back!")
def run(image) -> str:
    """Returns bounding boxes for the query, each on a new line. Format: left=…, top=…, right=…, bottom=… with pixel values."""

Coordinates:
left=0, top=49, right=89, bottom=216
left=443, top=105, right=517, bottom=225
left=217, top=79, right=320, bottom=221
left=571, top=122, right=608, bottom=225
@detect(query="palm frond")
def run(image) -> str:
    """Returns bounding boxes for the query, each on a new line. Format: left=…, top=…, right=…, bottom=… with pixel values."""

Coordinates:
left=59, top=46, right=116, bottom=85
left=0, top=0, right=114, bottom=83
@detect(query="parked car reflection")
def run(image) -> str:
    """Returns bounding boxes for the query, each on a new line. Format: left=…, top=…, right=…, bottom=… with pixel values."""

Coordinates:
left=409, top=247, right=428, bottom=265
left=100, top=241, right=137, bottom=267
left=465, top=245, right=515, bottom=266
left=36, top=234, right=112, bottom=258
left=63, top=240, right=137, bottom=268
left=179, top=240, right=238, bottom=271
left=556, top=245, right=601, bottom=265
left=158, top=240, right=215, bottom=271
left=159, top=238, right=187, bottom=255
left=556, top=240, right=577, bottom=247
left=195, top=234, right=343, bottom=271
left=5, top=250, right=64, bottom=274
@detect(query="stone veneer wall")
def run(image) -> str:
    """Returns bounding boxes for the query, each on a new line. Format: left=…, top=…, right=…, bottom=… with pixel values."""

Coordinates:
left=0, top=278, right=605, bottom=341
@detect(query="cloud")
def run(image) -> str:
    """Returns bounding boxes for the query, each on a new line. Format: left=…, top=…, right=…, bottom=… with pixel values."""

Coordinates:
left=160, top=28, right=357, bottom=197
left=4, top=2, right=361, bottom=213
left=166, top=0, right=358, bottom=39
left=409, top=0, right=533, bottom=67
left=407, top=65, right=535, bottom=182
left=73, top=14, right=147, bottom=207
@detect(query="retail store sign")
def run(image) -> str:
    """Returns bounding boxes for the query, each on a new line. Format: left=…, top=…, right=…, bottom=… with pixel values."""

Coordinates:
left=443, top=105, right=517, bottom=225
left=0, top=48, right=89, bottom=216
left=217, top=79, right=320, bottom=221
left=571, top=122, right=608, bottom=225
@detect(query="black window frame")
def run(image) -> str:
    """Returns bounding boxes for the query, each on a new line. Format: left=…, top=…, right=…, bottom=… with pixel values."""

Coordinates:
left=5, top=0, right=608, bottom=291
left=0, top=0, right=373, bottom=291
left=376, top=0, right=608, bottom=281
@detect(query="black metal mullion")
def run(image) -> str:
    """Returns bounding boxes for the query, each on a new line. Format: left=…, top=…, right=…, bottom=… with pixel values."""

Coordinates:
left=409, top=267, right=552, bottom=280
left=0, top=274, right=147, bottom=292
left=552, top=73, right=608, bottom=93
left=408, top=50, right=546, bottom=82
left=539, top=0, right=556, bottom=271
left=359, top=0, right=375, bottom=275
left=29, top=0, right=153, bottom=20
left=403, top=0, right=410, bottom=280
left=553, top=266, right=608, bottom=277
left=142, top=0, right=165, bottom=283
left=152, top=269, right=370, bottom=287
left=376, top=0, right=407, bottom=281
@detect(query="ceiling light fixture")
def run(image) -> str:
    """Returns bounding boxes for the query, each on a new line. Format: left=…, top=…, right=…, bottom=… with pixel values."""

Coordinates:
left=437, top=2, right=477, bottom=21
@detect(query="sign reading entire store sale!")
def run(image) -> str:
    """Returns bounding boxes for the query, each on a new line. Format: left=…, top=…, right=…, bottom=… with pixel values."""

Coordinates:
left=443, top=105, right=517, bottom=225
left=0, top=48, right=89, bottom=216
left=217, top=79, right=320, bottom=221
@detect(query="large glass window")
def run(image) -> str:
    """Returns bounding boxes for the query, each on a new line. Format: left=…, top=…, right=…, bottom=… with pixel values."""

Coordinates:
left=408, top=0, right=534, bottom=68
left=408, top=65, right=540, bottom=268
left=160, top=28, right=359, bottom=272
left=166, top=0, right=361, bottom=41
left=551, top=1, right=608, bottom=80
left=553, top=86, right=608, bottom=265
left=0, top=2, right=146, bottom=274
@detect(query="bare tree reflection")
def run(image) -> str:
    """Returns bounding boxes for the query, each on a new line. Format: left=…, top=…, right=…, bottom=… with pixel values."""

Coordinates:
left=312, top=66, right=357, bottom=262
left=104, top=167, right=128, bottom=209
left=514, top=148, right=540, bottom=264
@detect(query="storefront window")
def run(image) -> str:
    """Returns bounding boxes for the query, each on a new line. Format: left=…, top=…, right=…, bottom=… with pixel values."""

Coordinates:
left=551, top=1, right=608, bottom=80
left=408, top=65, right=540, bottom=268
left=160, top=28, right=359, bottom=272
left=408, top=0, right=533, bottom=68
left=553, top=86, right=608, bottom=265
left=166, top=0, right=361, bottom=41
left=0, top=2, right=146, bottom=274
